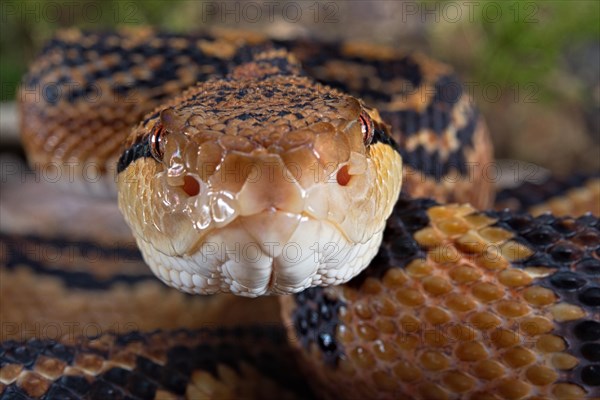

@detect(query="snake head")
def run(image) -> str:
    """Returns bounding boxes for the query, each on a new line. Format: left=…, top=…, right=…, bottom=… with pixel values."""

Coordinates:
left=117, top=66, right=402, bottom=296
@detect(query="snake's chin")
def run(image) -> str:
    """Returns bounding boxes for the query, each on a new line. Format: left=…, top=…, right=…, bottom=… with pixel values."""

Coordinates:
left=135, top=210, right=384, bottom=296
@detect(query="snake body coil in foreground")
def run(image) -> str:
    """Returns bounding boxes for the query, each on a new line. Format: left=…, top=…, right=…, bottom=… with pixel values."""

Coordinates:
left=2, top=29, right=599, bottom=399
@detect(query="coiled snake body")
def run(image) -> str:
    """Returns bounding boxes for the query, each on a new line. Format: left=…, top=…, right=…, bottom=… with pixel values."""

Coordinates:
left=2, top=29, right=599, bottom=399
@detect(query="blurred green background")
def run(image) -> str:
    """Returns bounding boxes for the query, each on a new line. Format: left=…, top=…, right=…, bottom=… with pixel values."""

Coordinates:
left=1, top=0, right=598, bottom=173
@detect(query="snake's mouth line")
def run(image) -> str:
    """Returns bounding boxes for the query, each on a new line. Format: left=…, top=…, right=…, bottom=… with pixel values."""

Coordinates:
left=135, top=209, right=384, bottom=296
left=187, top=210, right=356, bottom=253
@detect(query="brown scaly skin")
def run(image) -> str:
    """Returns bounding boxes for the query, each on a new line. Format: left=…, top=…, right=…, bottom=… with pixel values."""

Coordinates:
left=0, top=327, right=311, bottom=399
left=7, top=29, right=599, bottom=399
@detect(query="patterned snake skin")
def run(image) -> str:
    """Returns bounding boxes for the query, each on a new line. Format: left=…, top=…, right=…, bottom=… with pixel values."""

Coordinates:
left=2, top=29, right=599, bottom=399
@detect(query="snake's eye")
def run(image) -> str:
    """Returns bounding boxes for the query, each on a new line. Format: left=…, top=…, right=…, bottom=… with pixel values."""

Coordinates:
left=150, top=107, right=184, bottom=161
left=359, top=111, right=374, bottom=146
left=149, top=122, right=166, bottom=162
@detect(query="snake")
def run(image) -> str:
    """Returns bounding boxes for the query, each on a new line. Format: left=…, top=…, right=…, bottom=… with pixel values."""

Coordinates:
left=2, top=28, right=599, bottom=399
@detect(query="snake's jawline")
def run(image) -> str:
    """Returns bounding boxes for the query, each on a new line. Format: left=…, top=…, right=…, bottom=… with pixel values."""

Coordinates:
left=347, top=196, right=436, bottom=288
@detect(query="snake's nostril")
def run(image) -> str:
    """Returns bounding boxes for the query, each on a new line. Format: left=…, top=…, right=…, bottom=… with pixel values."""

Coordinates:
left=182, top=175, right=200, bottom=196
left=337, top=165, right=351, bottom=186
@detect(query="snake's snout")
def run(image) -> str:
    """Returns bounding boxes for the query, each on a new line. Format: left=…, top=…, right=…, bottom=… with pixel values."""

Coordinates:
left=125, top=142, right=392, bottom=295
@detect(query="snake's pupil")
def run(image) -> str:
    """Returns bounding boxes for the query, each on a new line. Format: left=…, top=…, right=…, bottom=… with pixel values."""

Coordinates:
left=150, top=124, right=165, bottom=161
left=360, top=112, right=374, bottom=145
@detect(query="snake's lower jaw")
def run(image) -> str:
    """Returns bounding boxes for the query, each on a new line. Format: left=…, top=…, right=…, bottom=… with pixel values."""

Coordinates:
left=134, top=210, right=385, bottom=296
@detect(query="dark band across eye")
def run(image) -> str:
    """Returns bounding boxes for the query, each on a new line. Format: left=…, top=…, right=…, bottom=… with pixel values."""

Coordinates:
left=359, top=110, right=374, bottom=146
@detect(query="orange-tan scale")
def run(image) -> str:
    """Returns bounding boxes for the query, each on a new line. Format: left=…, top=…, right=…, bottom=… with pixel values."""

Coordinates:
left=282, top=198, right=600, bottom=399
